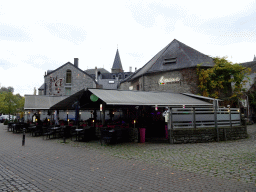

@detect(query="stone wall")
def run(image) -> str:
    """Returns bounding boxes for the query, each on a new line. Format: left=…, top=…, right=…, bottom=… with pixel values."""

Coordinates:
left=170, top=126, right=247, bottom=144
left=44, top=63, right=96, bottom=96
left=119, top=68, right=200, bottom=94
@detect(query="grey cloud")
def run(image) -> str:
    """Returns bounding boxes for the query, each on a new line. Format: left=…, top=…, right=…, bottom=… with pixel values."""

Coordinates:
left=45, top=23, right=86, bottom=45
left=0, top=24, right=32, bottom=42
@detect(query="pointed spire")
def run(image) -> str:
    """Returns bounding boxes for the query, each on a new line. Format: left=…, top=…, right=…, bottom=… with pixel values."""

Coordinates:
left=111, top=49, right=123, bottom=73
left=254, top=55, right=256, bottom=61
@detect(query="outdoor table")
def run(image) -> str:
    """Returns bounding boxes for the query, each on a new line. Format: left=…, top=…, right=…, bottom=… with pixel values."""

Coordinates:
left=100, top=127, right=129, bottom=145
left=50, top=127, right=62, bottom=138
left=75, top=129, right=84, bottom=141
left=28, top=126, right=36, bottom=136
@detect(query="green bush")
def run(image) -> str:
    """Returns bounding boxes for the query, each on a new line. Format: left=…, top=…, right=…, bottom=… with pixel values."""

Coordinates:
left=4, top=119, right=9, bottom=125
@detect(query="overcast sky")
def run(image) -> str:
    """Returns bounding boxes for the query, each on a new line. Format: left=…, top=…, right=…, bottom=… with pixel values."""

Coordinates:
left=0, top=0, right=256, bottom=96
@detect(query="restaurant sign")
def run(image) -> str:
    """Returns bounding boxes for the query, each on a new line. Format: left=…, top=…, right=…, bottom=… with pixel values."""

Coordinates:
left=159, top=76, right=180, bottom=85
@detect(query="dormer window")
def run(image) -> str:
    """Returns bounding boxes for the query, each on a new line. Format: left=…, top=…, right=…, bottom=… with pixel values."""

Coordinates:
left=164, top=58, right=176, bottom=64
left=66, top=69, right=72, bottom=83
left=112, top=75, right=116, bottom=79
left=118, top=74, right=122, bottom=79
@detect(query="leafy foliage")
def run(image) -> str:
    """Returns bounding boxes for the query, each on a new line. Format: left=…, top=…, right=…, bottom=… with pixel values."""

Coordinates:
left=3, top=119, right=8, bottom=125
left=0, top=86, right=25, bottom=115
left=197, top=57, right=251, bottom=101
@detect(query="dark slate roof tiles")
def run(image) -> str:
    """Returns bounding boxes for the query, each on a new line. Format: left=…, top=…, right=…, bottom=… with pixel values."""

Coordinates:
left=125, top=39, right=214, bottom=82
left=112, top=49, right=123, bottom=70
left=84, top=68, right=110, bottom=75
left=240, top=61, right=256, bottom=73
left=38, top=84, right=45, bottom=90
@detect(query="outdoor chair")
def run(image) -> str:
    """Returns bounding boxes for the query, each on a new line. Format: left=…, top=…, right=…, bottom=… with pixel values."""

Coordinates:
left=33, top=125, right=43, bottom=136
left=59, top=126, right=72, bottom=140
left=42, top=125, right=55, bottom=139
left=81, top=126, right=95, bottom=142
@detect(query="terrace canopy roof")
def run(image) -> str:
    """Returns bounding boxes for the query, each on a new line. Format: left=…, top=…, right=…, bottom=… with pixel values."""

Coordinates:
left=49, top=88, right=212, bottom=110
left=24, top=95, right=67, bottom=110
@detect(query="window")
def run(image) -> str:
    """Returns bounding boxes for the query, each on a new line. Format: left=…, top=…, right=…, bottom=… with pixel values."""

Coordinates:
left=137, top=84, right=139, bottom=90
left=118, top=74, right=122, bottom=79
left=112, top=75, right=116, bottom=79
left=65, top=87, right=71, bottom=95
left=66, top=70, right=72, bottom=83
left=164, top=58, right=177, bottom=64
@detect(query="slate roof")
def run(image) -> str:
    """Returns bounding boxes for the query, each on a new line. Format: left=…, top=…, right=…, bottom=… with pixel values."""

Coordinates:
left=45, top=62, right=97, bottom=84
left=38, top=84, right=45, bottom=90
left=240, top=61, right=256, bottom=73
left=237, top=61, right=256, bottom=92
left=112, top=49, right=123, bottom=70
left=124, top=39, right=214, bottom=82
left=84, top=68, right=110, bottom=75
left=97, top=79, right=118, bottom=90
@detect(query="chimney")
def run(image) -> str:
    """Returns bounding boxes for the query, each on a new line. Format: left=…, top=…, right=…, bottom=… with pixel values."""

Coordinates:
left=129, top=67, right=132, bottom=72
left=135, top=67, right=137, bottom=71
left=74, top=58, right=78, bottom=68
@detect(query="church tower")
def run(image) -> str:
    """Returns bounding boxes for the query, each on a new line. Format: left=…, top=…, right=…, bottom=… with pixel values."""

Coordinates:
left=111, top=49, right=124, bottom=73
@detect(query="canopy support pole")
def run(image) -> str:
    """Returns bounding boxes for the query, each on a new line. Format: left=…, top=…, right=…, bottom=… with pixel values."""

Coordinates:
left=102, top=102, right=106, bottom=126
left=168, top=107, right=173, bottom=144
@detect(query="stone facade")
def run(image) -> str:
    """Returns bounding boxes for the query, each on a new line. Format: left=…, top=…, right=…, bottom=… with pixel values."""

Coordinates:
left=170, top=126, right=247, bottom=144
left=120, top=68, right=200, bottom=94
left=44, top=63, right=96, bottom=96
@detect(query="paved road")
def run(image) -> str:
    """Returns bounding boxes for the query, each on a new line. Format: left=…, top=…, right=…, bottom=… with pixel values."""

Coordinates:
left=0, top=124, right=255, bottom=192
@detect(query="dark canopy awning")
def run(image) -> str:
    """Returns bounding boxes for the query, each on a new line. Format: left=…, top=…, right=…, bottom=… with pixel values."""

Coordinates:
left=50, top=88, right=212, bottom=110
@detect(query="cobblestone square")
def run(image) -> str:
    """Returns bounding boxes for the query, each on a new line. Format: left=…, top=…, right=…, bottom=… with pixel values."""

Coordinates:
left=0, top=123, right=255, bottom=191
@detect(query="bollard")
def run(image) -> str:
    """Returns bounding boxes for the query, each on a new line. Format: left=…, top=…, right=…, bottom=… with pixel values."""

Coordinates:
left=22, top=128, right=26, bottom=146
left=63, top=137, right=66, bottom=143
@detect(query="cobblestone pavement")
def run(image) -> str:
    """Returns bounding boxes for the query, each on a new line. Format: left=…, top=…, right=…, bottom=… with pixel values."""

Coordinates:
left=0, top=124, right=256, bottom=192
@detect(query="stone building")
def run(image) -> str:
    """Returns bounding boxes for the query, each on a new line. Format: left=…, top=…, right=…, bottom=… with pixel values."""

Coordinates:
left=239, top=57, right=256, bottom=119
left=119, top=39, right=214, bottom=94
left=38, top=58, right=97, bottom=96
left=85, top=49, right=133, bottom=89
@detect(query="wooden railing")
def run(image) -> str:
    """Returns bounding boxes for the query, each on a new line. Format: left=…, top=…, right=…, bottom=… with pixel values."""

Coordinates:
left=170, top=107, right=241, bottom=129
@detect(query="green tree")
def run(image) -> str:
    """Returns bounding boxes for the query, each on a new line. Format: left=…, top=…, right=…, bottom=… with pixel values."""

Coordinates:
left=0, top=87, right=25, bottom=120
left=197, top=57, right=251, bottom=105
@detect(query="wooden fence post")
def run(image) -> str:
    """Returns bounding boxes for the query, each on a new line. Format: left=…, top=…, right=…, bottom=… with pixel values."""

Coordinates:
left=214, top=100, right=219, bottom=142
left=193, top=107, right=196, bottom=129
left=229, top=107, right=232, bottom=128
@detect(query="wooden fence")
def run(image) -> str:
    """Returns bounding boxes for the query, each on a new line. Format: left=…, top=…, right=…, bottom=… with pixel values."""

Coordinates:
left=170, top=107, right=241, bottom=129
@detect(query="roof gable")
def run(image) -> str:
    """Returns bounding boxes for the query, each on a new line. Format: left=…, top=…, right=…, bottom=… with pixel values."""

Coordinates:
left=126, top=39, right=214, bottom=81
left=45, top=62, right=97, bottom=83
